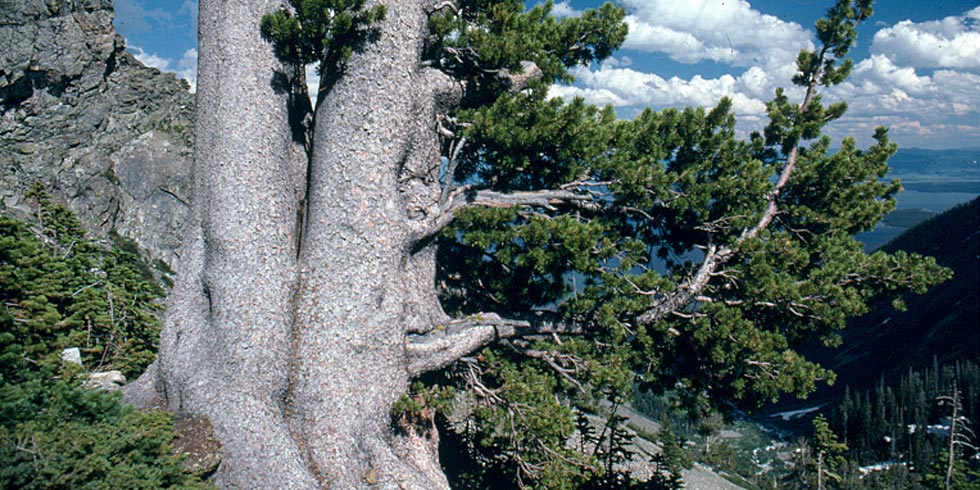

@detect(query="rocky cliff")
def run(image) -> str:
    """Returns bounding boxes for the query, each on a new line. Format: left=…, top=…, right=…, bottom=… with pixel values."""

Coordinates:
left=1, top=0, right=193, bottom=267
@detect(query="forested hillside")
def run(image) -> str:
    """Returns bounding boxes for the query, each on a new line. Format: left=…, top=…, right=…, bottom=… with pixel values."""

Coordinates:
left=824, top=359, right=980, bottom=488
left=760, top=197, right=980, bottom=489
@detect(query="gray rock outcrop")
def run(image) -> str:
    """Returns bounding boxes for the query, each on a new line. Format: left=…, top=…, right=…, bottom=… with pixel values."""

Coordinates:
left=1, top=0, right=193, bottom=268
left=85, top=370, right=127, bottom=391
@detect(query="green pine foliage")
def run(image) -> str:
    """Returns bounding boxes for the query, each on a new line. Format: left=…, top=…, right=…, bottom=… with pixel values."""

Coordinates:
left=435, top=0, right=947, bottom=485
left=2, top=183, right=163, bottom=382
left=262, top=0, right=952, bottom=486
left=260, top=0, right=387, bottom=73
left=655, top=422, right=693, bottom=475
left=428, top=0, right=627, bottom=87
left=813, top=414, right=849, bottom=488
left=448, top=348, right=590, bottom=488
left=925, top=451, right=980, bottom=490
left=1, top=185, right=207, bottom=488
left=575, top=411, right=624, bottom=488
left=783, top=417, right=849, bottom=490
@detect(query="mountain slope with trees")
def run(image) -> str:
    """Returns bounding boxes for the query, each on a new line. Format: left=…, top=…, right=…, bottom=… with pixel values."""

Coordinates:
left=801, top=197, right=978, bottom=398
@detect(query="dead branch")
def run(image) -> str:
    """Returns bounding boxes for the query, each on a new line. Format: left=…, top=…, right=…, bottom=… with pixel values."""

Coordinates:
left=406, top=312, right=583, bottom=376
left=521, top=348, right=586, bottom=392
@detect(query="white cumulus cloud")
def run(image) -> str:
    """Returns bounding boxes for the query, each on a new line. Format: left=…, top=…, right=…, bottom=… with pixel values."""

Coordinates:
left=551, top=1, right=581, bottom=19
left=872, top=8, right=980, bottom=71
left=306, top=64, right=320, bottom=106
left=621, top=0, right=811, bottom=71
left=851, top=54, right=934, bottom=95
left=552, top=0, right=809, bottom=122
left=176, top=49, right=198, bottom=90
left=552, top=2, right=980, bottom=148
left=554, top=65, right=769, bottom=116
left=816, top=7, right=980, bottom=146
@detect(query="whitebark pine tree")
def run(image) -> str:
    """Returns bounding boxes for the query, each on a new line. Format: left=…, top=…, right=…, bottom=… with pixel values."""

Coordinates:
left=124, top=0, right=949, bottom=488
left=125, top=1, right=492, bottom=486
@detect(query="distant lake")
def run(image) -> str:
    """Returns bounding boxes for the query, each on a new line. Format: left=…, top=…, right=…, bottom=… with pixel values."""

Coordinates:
left=897, top=189, right=980, bottom=211
left=856, top=188, right=979, bottom=250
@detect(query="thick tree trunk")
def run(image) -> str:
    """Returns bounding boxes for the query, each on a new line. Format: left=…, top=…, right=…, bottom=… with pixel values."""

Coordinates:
left=130, top=0, right=320, bottom=486
left=126, top=0, right=453, bottom=488
left=287, top=0, right=451, bottom=485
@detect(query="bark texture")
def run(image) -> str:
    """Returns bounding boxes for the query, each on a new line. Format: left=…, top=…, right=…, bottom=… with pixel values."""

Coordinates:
left=127, top=0, right=315, bottom=486
left=127, top=0, right=454, bottom=487
left=287, top=0, right=451, bottom=486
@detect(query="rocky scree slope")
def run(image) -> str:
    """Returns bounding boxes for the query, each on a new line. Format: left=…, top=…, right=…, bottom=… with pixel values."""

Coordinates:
left=1, top=0, right=193, bottom=268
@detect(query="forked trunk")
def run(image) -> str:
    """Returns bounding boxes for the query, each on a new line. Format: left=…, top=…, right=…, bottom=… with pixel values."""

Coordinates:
left=126, top=0, right=452, bottom=487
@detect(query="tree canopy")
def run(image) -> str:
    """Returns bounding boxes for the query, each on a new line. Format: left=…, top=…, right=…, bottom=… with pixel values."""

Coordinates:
left=250, top=0, right=955, bottom=485
left=316, top=1, right=945, bottom=483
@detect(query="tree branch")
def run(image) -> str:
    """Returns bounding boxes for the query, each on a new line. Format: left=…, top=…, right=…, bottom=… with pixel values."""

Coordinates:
left=491, top=60, right=543, bottom=93
left=438, top=134, right=467, bottom=206
left=521, top=348, right=586, bottom=392
left=635, top=244, right=729, bottom=325
left=449, top=188, right=597, bottom=212
left=633, top=54, right=831, bottom=326
left=414, top=186, right=599, bottom=243
left=406, top=312, right=582, bottom=376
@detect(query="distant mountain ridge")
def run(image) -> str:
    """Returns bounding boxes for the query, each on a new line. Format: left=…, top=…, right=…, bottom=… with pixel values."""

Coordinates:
left=886, top=147, right=980, bottom=180
left=854, top=146, right=979, bottom=249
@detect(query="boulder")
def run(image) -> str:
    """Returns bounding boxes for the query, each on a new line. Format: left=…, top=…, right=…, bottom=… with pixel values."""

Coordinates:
left=60, top=347, right=82, bottom=365
left=85, top=370, right=127, bottom=391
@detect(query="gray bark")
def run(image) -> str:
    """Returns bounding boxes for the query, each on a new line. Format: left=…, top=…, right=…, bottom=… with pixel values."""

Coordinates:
left=287, top=0, right=451, bottom=485
left=126, top=0, right=315, bottom=486
left=126, top=0, right=456, bottom=487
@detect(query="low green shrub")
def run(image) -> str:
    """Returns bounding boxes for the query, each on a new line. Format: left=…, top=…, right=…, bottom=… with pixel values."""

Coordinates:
left=1, top=184, right=208, bottom=488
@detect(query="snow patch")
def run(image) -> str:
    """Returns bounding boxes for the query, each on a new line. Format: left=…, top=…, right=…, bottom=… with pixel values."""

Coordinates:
left=859, top=461, right=905, bottom=475
left=770, top=405, right=824, bottom=421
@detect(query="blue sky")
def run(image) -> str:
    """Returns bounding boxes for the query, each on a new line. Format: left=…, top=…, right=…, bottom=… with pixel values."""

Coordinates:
left=116, top=0, right=980, bottom=149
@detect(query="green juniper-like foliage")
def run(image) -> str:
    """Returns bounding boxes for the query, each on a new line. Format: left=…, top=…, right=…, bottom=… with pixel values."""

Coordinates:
left=0, top=374, right=209, bottom=489
left=1, top=183, right=163, bottom=382
left=262, top=0, right=950, bottom=486
left=1, top=185, right=207, bottom=488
